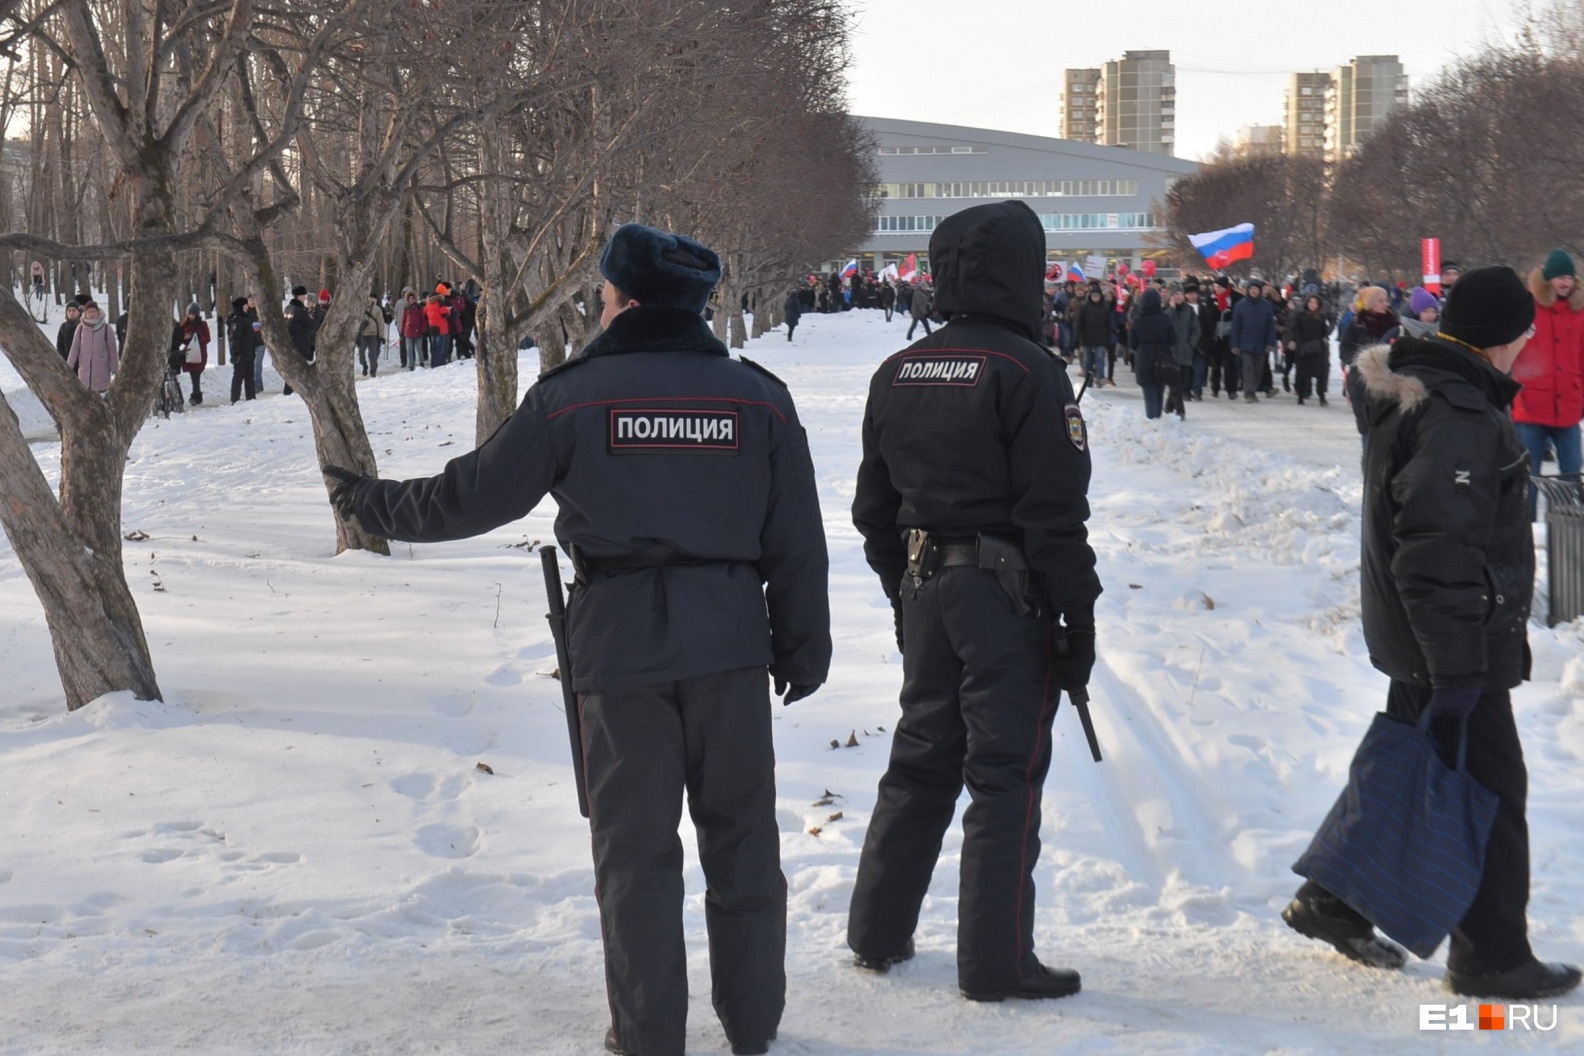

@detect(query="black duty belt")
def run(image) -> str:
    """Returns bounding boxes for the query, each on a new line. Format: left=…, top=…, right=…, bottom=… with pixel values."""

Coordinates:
left=935, top=542, right=978, bottom=568
left=904, top=529, right=1040, bottom=618
left=572, top=545, right=731, bottom=580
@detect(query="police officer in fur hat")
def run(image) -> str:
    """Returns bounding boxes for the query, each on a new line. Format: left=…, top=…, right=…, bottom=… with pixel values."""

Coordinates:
left=322, top=222, right=831, bottom=1056
left=847, top=200, right=1101, bottom=1001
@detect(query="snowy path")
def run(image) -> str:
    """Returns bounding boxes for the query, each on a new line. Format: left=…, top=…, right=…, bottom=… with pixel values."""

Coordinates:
left=2, top=307, right=1581, bottom=1054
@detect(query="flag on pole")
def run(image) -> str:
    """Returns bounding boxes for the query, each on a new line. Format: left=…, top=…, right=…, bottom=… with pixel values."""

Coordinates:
left=897, top=253, right=918, bottom=283
left=878, top=262, right=899, bottom=282
left=1187, top=223, right=1256, bottom=270
left=840, top=259, right=859, bottom=279
left=1065, top=261, right=1085, bottom=283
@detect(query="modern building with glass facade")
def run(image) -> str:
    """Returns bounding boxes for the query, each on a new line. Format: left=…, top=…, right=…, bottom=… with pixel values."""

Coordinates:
left=853, top=116, right=1199, bottom=273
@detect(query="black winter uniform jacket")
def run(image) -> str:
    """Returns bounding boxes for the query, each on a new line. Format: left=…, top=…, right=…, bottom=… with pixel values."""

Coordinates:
left=852, top=200, right=1101, bottom=624
left=1356, top=336, right=1532, bottom=691
left=349, top=305, right=832, bottom=692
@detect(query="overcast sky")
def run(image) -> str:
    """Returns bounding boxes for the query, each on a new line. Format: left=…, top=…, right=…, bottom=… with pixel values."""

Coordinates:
left=844, top=0, right=1532, bottom=161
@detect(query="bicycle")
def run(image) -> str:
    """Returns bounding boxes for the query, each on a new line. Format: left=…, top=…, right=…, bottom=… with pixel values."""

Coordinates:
left=153, top=367, right=186, bottom=419
left=28, top=283, right=49, bottom=323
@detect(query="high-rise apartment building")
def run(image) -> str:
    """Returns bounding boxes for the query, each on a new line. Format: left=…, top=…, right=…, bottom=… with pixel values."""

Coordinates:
left=1233, top=125, right=1285, bottom=157
left=1324, top=55, right=1408, bottom=163
left=1095, top=50, right=1175, bottom=155
left=1061, top=68, right=1101, bottom=143
left=1284, top=72, right=1330, bottom=159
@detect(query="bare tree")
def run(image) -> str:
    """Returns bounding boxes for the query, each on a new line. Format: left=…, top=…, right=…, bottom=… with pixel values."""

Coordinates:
left=0, top=0, right=312, bottom=709
left=1157, top=152, right=1329, bottom=281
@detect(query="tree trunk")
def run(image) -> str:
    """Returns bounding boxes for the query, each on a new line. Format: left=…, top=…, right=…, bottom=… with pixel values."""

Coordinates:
left=0, top=397, right=161, bottom=709
left=248, top=250, right=390, bottom=556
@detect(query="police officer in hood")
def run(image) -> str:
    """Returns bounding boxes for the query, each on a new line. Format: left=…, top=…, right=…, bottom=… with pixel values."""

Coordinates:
left=322, top=223, right=831, bottom=1056
left=847, top=200, right=1102, bottom=1001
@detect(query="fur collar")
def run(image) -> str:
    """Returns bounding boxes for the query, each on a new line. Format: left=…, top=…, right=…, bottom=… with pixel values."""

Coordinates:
left=579, top=304, right=729, bottom=360
left=1357, top=335, right=1520, bottom=411
left=1528, top=267, right=1584, bottom=311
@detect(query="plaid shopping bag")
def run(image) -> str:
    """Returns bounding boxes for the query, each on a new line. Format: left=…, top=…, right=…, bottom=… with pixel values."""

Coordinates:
left=1293, top=709, right=1499, bottom=959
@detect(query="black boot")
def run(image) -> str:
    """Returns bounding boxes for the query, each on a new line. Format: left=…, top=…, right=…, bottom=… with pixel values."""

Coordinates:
left=1445, top=959, right=1582, bottom=999
left=960, top=962, right=1081, bottom=1002
left=852, top=936, right=914, bottom=974
left=728, top=1032, right=775, bottom=1055
left=1282, top=892, right=1406, bottom=969
left=603, top=1027, right=630, bottom=1055
left=1319, top=394, right=1328, bottom=406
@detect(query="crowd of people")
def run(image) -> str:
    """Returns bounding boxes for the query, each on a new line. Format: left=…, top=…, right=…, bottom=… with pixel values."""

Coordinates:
left=799, top=253, right=1582, bottom=477
left=47, top=279, right=482, bottom=406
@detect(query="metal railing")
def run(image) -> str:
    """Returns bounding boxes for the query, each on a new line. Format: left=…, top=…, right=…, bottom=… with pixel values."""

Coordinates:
left=1535, top=474, right=1584, bottom=628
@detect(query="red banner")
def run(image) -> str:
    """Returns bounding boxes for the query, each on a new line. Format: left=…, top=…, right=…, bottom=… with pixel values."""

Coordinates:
left=1423, top=238, right=1441, bottom=294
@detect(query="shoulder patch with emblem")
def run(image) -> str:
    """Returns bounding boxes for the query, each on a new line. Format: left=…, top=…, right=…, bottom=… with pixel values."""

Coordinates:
left=1064, top=402, right=1088, bottom=451
left=738, top=355, right=788, bottom=388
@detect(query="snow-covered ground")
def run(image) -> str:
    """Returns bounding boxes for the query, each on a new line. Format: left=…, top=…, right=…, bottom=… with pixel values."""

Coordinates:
left=2, top=305, right=1582, bottom=1055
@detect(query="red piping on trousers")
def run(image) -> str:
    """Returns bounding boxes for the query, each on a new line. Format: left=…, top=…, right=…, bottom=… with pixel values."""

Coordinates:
left=1012, top=620, right=1055, bottom=982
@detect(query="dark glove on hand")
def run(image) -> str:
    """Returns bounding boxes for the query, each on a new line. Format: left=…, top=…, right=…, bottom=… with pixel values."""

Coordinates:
left=322, top=464, right=371, bottom=522
left=1052, top=626, right=1096, bottom=694
left=1429, top=686, right=1481, bottom=717
left=773, top=677, right=820, bottom=706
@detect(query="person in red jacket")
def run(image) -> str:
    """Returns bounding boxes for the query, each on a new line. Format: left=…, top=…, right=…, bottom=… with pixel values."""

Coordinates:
left=1515, top=251, right=1584, bottom=495
left=398, top=287, right=428, bottom=370
left=171, top=302, right=211, bottom=405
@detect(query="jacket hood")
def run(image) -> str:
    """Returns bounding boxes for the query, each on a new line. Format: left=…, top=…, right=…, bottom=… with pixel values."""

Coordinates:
left=927, top=200, right=1045, bottom=340
left=1527, top=266, right=1584, bottom=311
left=1139, top=288, right=1162, bottom=314
left=1357, top=335, right=1521, bottom=415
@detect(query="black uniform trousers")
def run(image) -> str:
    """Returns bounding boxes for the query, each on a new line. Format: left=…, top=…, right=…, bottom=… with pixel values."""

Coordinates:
left=848, top=566, right=1059, bottom=991
left=1299, top=681, right=1533, bottom=974
left=582, top=666, right=786, bottom=1056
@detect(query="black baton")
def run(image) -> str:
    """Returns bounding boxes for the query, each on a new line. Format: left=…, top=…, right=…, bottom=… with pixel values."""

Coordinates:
left=1068, top=686, right=1103, bottom=763
left=1056, top=634, right=1103, bottom=763
left=540, top=546, right=590, bottom=817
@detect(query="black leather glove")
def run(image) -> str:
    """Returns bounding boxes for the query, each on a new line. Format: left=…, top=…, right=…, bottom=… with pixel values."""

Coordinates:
left=1052, top=612, right=1096, bottom=694
left=322, top=464, right=371, bottom=522
left=773, top=677, right=820, bottom=706
left=890, top=596, right=905, bottom=653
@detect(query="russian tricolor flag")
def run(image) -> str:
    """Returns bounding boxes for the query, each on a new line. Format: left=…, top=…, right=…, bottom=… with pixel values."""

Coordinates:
left=1187, top=223, right=1255, bottom=270
left=840, top=259, right=859, bottom=279
left=1065, top=261, right=1085, bottom=283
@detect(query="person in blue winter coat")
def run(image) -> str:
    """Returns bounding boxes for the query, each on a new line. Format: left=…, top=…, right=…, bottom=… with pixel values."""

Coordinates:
left=1229, top=278, right=1278, bottom=402
left=322, top=223, right=830, bottom=1056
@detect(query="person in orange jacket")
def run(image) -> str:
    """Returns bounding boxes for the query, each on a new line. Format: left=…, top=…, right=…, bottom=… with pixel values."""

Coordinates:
left=423, top=292, right=452, bottom=367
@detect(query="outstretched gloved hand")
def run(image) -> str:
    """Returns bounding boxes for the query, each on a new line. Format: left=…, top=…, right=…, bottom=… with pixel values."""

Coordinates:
left=774, top=677, right=820, bottom=706
left=322, top=464, right=371, bottom=522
